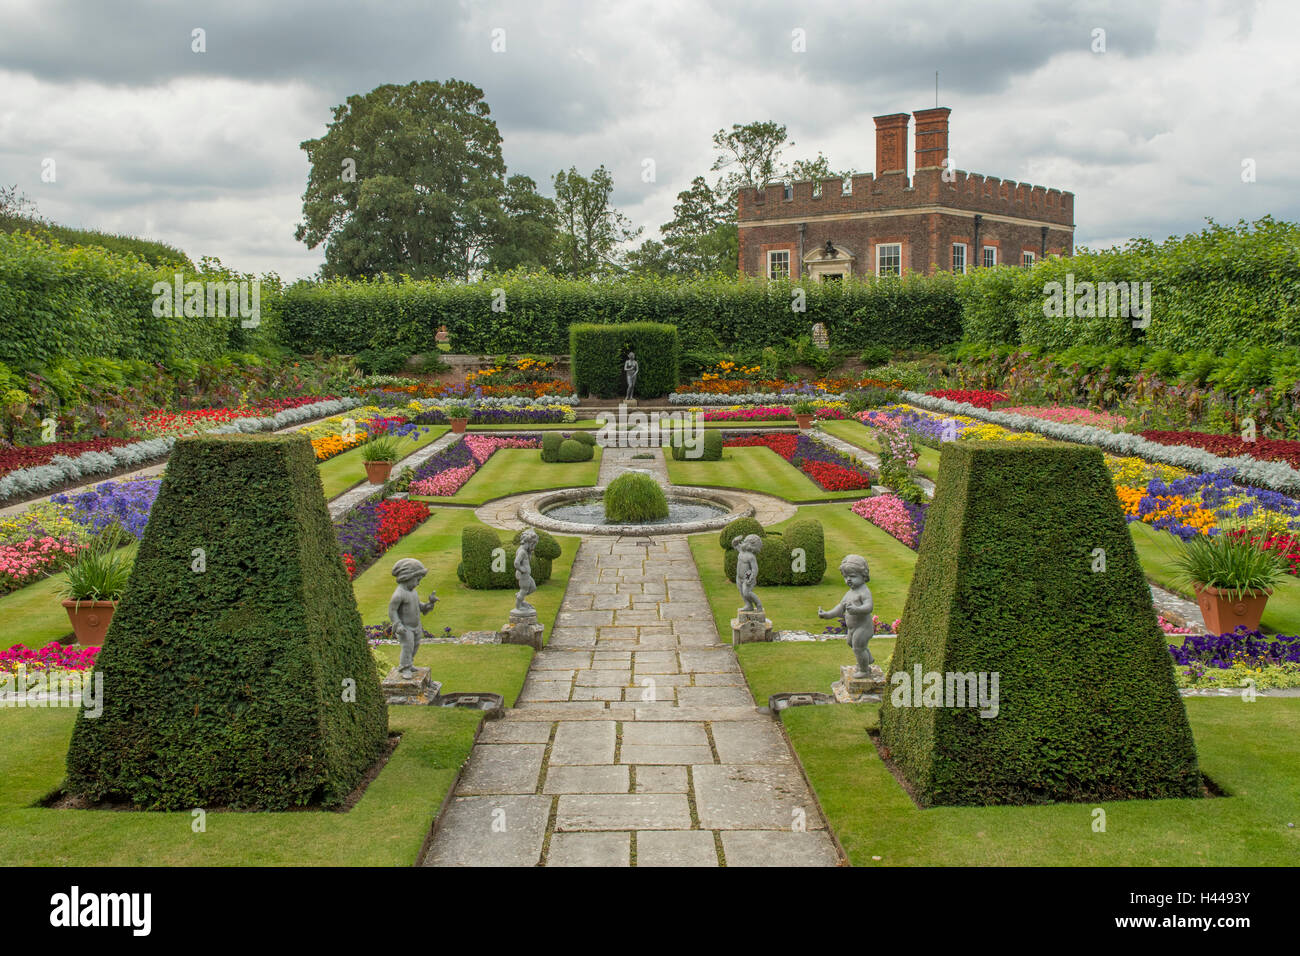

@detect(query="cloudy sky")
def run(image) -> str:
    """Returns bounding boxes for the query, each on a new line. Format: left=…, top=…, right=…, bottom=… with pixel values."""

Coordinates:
left=0, top=0, right=1293, bottom=279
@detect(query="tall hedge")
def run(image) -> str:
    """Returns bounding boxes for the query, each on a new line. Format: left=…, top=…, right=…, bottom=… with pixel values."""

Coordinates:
left=570, top=322, right=680, bottom=398
left=879, top=441, right=1200, bottom=806
left=64, top=433, right=388, bottom=810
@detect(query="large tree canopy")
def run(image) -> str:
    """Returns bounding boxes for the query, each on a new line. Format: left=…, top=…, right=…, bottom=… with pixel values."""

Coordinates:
left=295, top=79, right=507, bottom=280
left=552, top=165, right=641, bottom=278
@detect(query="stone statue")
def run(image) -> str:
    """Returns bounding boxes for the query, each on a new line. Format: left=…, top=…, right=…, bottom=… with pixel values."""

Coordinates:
left=624, top=351, right=639, bottom=400
left=819, top=554, right=874, bottom=677
left=515, top=529, right=539, bottom=613
left=389, top=557, right=437, bottom=677
left=733, top=533, right=764, bottom=612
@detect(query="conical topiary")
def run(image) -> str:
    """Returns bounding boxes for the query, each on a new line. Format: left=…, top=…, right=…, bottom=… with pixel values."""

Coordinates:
left=879, top=441, right=1200, bottom=806
left=65, top=433, right=388, bottom=810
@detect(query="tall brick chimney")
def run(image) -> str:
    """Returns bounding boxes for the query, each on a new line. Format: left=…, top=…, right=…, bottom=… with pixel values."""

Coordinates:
left=873, top=113, right=910, bottom=177
left=913, top=107, right=951, bottom=171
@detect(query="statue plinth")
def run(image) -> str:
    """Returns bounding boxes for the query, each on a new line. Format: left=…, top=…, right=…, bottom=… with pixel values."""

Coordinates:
left=501, top=608, right=544, bottom=650
left=381, top=666, right=442, bottom=706
left=832, top=663, right=886, bottom=702
left=731, top=609, right=773, bottom=644
left=622, top=398, right=638, bottom=408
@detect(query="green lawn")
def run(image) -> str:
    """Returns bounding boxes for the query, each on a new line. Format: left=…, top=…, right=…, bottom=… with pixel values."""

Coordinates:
left=372, top=644, right=533, bottom=705
left=1130, top=522, right=1300, bottom=634
left=783, top=697, right=1300, bottom=866
left=819, top=419, right=941, bottom=480
left=411, top=447, right=602, bottom=505
left=666, top=446, right=869, bottom=503
left=0, top=706, right=480, bottom=866
left=738, top=639, right=896, bottom=702
left=317, top=425, right=448, bottom=499
left=689, top=503, right=917, bottom=641
left=351, top=507, right=579, bottom=645
left=0, top=543, right=140, bottom=651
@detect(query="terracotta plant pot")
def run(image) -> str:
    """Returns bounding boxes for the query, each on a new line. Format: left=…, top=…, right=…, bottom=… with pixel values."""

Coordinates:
left=795, top=414, right=814, bottom=429
left=364, top=461, right=394, bottom=484
left=450, top=418, right=469, bottom=434
left=1194, top=583, right=1272, bottom=634
left=62, top=599, right=118, bottom=647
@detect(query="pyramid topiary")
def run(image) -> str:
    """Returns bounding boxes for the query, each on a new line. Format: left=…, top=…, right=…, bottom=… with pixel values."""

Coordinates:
left=64, top=433, right=388, bottom=810
left=879, top=441, right=1200, bottom=806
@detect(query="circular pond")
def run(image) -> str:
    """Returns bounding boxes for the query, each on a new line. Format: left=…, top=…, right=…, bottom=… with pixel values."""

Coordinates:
left=543, top=495, right=729, bottom=526
left=519, top=486, right=752, bottom=535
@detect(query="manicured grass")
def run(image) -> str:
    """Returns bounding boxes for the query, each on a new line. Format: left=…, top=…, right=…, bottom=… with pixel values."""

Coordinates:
left=689, top=502, right=917, bottom=641
left=784, top=697, right=1300, bottom=866
left=372, top=643, right=533, bottom=705
left=820, top=420, right=941, bottom=480
left=0, top=543, right=140, bottom=651
left=0, top=706, right=480, bottom=866
left=1130, top=522, right=1300, bottom=634
left=666, top=446, right=868, bottom=503
left=351, top=507, right=579, bottom=646
left=317, top=425, right=448, bottom=499
left=411, top=447, right=603, bottom=506
left=738, top=638, right=896, bottom=703
left=470, top=420, right=601, bottom=431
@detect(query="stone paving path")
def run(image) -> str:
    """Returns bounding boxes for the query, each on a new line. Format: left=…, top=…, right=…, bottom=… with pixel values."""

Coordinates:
left=423, top=445, right=840, bottom=867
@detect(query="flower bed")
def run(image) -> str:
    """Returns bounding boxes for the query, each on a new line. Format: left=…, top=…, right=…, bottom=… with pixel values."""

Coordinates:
left=51, top=478, right=161, bottom=540
left=1116, top=470, right=1300, bottom=542
left=408, top=435, right=542, bottom=497
left=0, top=437, right=142, bottom=479
left=722, top=432, right=875, bottom=491
left=0, top=536, right=82, bottom=595
left=851, top=494, right=928, bottom=549
left=925, top=389, right=1007, bottom=409
left=1141, top=430, right=1300, bottom=470
left=699, top=404, right=849, bottom=423
left=126, top=396, right=338, bottom=438
left=1169, top=627, right=1300, bottom=689
left=0, top=642, right=100, bottom=675
left=1000, top=405, right=1128, bottom=429
left=336, top=497, right=432, bottom=578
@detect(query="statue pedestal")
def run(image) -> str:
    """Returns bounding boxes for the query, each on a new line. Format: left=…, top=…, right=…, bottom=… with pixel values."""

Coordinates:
left=831, top=663, right=886, bottom=702
left=382, top=667, right=442, bottom=706
left=622, top=398, right=638, bottom=408
left=501, top=609, right=544, bottom=650
left=731, top=609, right=773, bottom=644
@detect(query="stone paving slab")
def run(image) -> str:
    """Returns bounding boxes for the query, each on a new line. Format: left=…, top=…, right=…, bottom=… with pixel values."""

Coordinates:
left=547, top=831, right=630, bottom=867
left=636, top=830, right=720, bottom=867
left=457, top=744, right=546, bottom=795
left=720, top=830, right=841, bottom=867
left=693, top=764, right=825, bottom=831
left=544, top=764, right=630, bottom=794
left=555, top=794, right=692, bottom=831
left=423, top=794, right=551, bottom=867
left=550, top=721, right=617, bottom=765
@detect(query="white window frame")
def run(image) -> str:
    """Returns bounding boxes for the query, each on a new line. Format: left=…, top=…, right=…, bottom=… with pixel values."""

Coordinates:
left=876, top=243, right=902, bottom=277
left=782, top=181, right=793, bottom=201
left=1022, top=250, right=1035, bottom=267
left=982, top=245, right=997, bottom=268
left=951, top=243, right=967, bottom=274
left=767, top=249, right=791, bottom=280
left=841, top=177, right=852, bottom=196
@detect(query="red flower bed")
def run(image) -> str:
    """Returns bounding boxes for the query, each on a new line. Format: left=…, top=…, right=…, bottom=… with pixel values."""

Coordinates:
left=723, top=432, right=874, bottom=491
left=0, top=437, right=140, bottom=478
left=1227, top=528, right=1300, bottom=575
left=374, top=499, right=431, bottom=548
left=725, top=433, right=799, bottom=458
left=801, top=459, right=875, bottom=491
left=1140, top=430, right=1300, bottom=470
left=925, top=389, right=1009, bottom=409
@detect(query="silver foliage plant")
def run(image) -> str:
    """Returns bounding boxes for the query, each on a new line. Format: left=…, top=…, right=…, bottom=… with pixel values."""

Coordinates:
left=668, top=391, right=850, bottom=406
left=0, top=397, right=362, bottom=502
left=408, top=394, right=577, bottom=409
left=901, top=391, right=1300, bottom=495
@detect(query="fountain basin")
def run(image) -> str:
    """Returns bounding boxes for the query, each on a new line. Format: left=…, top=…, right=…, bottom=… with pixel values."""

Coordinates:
left=519, top=485, right=752, bottom=536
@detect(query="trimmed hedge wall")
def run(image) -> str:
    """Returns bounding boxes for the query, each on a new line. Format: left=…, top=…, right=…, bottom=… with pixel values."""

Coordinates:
left=64, top=433, right=388, bottom=810
left=720, top=516, right=826, bottom=586
left=570, top=322, right=680, bottom=398
left=879, top=441, right=1201, bottom=806
left=457, top=525, right=561, bottom=589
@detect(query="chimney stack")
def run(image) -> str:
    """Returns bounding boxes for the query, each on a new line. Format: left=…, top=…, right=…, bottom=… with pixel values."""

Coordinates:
left=913, top=107, right=951, bottom=172
left=873, top=113, right=910, bottom=177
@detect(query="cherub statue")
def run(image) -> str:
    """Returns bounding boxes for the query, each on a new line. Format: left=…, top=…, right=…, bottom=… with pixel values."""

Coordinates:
left=389, top=557, right=437, bottom=677
left=515, top=529, right=539, bottom=614
left=733, top=533, right=764, bottom=612
left=624, top=351, right=639, bottom=401
left=818, top=554, right=874, bottom=677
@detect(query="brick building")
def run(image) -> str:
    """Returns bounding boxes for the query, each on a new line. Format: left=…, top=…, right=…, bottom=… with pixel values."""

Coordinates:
left=737, top=107, right=1074, bottom=280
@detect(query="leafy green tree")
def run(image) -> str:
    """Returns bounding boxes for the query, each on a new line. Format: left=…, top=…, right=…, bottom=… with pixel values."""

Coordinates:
left=711, top=121, right=851, bottom=199
left=658, top=176, right=737, bottom=276
left=295, top=79, right=507, bottom=280
left=624, top=238, right=674, bottom=277
left=488, top=174, right=558, bottom=273
left=552, top=165, right=641, bottom=278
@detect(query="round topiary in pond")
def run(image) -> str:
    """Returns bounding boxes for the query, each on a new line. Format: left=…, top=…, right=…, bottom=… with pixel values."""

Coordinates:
left=557, top=438, right=592, bottom=462
left=604, top=472, right=669, bottom=523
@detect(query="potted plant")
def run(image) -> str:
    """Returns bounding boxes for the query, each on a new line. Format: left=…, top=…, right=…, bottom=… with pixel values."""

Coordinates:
left=445, top=402, right=472, bottom=434
left=792, top=399, right=817, bottom=429
left=1173, top=531, right=1283, bottom=634
left=361, top=435, right=401, bottom=484
left=59, top=527, right=132, bottom=647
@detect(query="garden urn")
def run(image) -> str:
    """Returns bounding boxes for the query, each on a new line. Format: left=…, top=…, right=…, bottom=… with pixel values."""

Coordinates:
left=795, top=413, right=814, bottom=429
left=1193, top=583, right=1272, bottom=634
left=62, top=599, right=118, bottom=647
left=364, top=461, right=394, bottom=484
left=450, top=417, right=469, bottom=434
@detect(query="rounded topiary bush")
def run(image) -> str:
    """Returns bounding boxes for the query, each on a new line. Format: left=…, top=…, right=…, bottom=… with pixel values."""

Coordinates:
left=458, top=525, right=562, bottom=589
left=571, top=430, right=597, bottom=446
left=604, top=472, right=669, bottom=523
left=785, top=519, right=827, bottom=585
left=557, top=439, right=592, bottom=462
left=719, top=516, right=764, bottom=549
left=541, top=432, right=563, bottom=463
left=671, top=429, right=723, bottom=461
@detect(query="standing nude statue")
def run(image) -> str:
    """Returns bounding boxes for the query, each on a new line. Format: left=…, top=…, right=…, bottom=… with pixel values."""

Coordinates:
left=624, top=351, right=639, bottom=401
left=388, top=557, right=437, bottom=677
left=818, top=554, right=875, bottom=677
left=733, top=533, right=764, bottom=612
left=515, top=529, right=539, bottom=614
